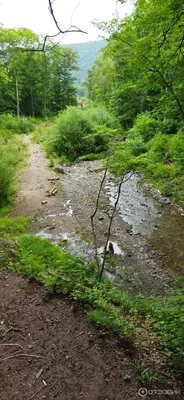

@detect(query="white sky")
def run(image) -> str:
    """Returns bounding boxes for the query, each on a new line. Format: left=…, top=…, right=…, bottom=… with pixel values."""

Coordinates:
left=0, top=0, right=133, bottom=44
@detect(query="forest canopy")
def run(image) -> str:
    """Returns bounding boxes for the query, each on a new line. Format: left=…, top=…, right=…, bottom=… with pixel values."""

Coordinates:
left=85, top=0, right=184, bottom=205
left=0, top=27, right=78, bottom=117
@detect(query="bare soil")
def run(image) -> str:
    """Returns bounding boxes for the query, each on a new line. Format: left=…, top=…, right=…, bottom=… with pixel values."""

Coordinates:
left=1, top=135, right=183, bottom=399
left=0, top=270, right=140, bottom=400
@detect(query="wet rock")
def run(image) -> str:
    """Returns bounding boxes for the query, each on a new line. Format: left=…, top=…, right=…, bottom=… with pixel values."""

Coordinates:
left=47, top=177, right=60, bottom=181
left=54, top=166, right=65, bottom=174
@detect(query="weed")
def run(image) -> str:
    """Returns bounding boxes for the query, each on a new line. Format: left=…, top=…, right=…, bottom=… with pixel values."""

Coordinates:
left=0, top=217, right=32, bottom=238
left=136, top=361, right=163, bottom=385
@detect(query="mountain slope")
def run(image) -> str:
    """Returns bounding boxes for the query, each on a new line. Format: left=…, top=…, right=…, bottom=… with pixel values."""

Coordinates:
left=63, top=40, right=106, bottom=89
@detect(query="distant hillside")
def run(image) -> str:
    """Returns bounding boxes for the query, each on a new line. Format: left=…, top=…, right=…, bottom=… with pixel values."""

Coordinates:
left=63, top=40, right=106, bottom=93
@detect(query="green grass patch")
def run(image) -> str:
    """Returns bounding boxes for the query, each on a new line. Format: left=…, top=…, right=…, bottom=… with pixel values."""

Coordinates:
left=0, top=217, right=32, bottom=238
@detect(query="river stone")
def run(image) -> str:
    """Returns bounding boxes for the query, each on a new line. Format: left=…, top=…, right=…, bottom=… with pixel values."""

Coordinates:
left=54, top=166, right=65, bottom=174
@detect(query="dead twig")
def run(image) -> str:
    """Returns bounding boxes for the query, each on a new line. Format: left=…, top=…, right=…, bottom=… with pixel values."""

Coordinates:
left=90, top=166, right=108, bottom=267
left=79, top=342, right=95, bottom=352
left=0, top=343, right=25, bottom=351
left=99, top=172, right=134, bottom=280
left=48, top=0, right=87, bottom=35
left=74, top=331, right=85, bottom=339
left=3, top=327, right=23, bottom=336
left=1, top=353, right=45, bottom=362
left=27, top=385, right=45, bottom=400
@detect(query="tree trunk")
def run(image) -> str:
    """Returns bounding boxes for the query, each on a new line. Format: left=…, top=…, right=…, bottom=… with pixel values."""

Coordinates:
left=30, top=86, right=35, bottom=117
left=15, top=72, right=20, bottom=119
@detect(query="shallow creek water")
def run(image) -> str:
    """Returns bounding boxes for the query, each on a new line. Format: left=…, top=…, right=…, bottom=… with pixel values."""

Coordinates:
left=106, top=174, right=184, bottom=275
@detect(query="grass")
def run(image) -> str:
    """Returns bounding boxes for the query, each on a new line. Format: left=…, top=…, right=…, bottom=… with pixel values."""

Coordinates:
left=0, top=217, right=32, bottom=238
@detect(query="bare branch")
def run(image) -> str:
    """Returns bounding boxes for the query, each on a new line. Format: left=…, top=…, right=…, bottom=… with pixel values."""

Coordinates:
left=90, top=166, right=108, bottom=267
left=4, top=1, right=88, bottom=55
left=48, top=0, right=87, bottom=35
left=99, top=172, right=134, bottom=280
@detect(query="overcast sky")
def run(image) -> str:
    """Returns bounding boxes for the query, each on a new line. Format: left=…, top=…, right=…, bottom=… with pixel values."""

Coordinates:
left=0, top=0, right=133, bottom=44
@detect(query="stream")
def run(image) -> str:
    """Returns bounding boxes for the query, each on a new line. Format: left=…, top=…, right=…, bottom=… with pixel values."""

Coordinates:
left=106, top=173, right=184, bottom=276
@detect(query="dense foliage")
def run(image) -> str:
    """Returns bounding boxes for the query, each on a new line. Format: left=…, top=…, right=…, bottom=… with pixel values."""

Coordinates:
left=0, top=27, right=78, bottom=117
left=0, top=114, right=33, bottom=206
left=46, top=104, right=120, bottom=161
left=86, top=0, right=184, bottom=205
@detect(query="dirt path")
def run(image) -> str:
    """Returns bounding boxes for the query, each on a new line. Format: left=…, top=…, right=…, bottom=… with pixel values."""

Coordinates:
left=0, top=270, right=140, bottom=400
left=2, top=135, right=182, bottom=399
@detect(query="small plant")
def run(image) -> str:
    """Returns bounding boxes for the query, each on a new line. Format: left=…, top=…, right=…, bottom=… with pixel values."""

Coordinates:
left=0, top=217, right=31, bottom=238
left=137, top=362, right=162, bottom=385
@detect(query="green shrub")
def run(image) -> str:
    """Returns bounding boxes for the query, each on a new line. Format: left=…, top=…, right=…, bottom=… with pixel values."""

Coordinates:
left=128, top=112, right=160, bottom=142
left=146, top=134, right=169, bottom=162
left=138, top=288, right=184, bottom=373
left=84, top=105, right=118, bottom=130
left=0, top=113, right=19, bottom=132
left=0, top=156, right=13, bottom=205
left=48, top=105, right=119, bottom=161
left=0, top=113, right=35, bottom=133
left=168, top=133, right=184, bottom=169
left=0, top=130, right=27, bottom=207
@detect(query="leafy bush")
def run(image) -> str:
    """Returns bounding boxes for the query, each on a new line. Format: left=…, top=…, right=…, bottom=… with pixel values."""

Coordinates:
left=0, top=129, right=26, bottom=207
left=128, top=112, right=160, bottom=142
left=138, top=287, right=184, bottom=373
left=84, top=105, right=119, bottom=130
left=0, top=113, right=35, bottom=133
left=0, top=156, right=13, bottom=205
left=48, top=107, right=93, bottom=161
left=47, top=105, right=120, bottom=161
left=0, top=114, right=19, bottom=132
left=168, top=133, right=184, bottom=169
